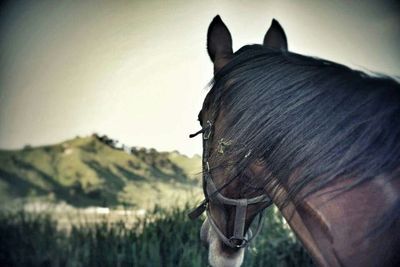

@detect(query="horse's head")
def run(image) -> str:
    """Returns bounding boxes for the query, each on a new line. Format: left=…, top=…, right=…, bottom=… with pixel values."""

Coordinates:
left=189, top=15, right=288, bottom=267
left=189, top=14, right=400, bottom=267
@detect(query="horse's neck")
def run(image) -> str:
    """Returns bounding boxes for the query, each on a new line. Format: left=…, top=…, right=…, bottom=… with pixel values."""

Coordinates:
left=276, top=175, right=399, bottom=267
left=248, top=159, right=400, bottom=266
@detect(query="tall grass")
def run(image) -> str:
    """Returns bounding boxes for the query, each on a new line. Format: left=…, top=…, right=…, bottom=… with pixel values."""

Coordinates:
left=0, top=205, right=313, bottom=267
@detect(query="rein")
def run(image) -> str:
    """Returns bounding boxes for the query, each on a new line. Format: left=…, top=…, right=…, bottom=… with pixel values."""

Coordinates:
left=188, top=120, right=272, bottom=248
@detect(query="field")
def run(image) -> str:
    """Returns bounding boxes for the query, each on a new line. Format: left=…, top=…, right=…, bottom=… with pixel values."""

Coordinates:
left=0, top=205, right=313, bottom=267
left=0, top=137, right=314, bottom=266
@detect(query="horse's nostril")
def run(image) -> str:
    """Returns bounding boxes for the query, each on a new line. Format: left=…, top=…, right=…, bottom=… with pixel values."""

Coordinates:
left=201, top=238, right=209, bottom=248
left=200, top=218, right=210, bottom=247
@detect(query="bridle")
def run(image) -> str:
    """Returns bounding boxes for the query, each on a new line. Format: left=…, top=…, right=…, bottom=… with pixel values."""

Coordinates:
left=188, top=120, right=272, bottom=248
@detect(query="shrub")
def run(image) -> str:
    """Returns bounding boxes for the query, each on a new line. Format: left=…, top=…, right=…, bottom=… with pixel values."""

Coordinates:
left=0, top=205, right=313, bottom=267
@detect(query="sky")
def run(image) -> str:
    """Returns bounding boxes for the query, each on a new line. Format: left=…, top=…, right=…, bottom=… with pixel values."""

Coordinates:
left=0, top=0, right=399, bottom=156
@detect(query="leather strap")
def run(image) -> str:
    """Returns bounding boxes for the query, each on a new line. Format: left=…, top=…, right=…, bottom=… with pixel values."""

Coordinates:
left=188, top=119, right=272, bottom=248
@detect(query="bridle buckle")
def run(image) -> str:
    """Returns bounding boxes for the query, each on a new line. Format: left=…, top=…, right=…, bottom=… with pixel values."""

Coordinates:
left=203, top=120, right=212, bottom=140
left=228, top=237, right=249, bottom=248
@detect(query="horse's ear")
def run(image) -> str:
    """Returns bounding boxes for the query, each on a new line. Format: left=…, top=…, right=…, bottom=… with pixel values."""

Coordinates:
left=263, top=19, right=288, bottom=51
left=207, top=15, right=233, bottom=73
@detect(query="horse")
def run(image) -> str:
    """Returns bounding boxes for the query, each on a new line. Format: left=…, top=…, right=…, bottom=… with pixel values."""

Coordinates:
left=189, top=15, right=400, bottom=267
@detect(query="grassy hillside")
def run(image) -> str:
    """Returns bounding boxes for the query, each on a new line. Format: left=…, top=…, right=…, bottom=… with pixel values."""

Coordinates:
left=0, top=135, right=202, bottom=209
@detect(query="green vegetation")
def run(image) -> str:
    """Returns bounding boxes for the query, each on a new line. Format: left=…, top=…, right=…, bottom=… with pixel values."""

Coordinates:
left=0, top=136, right=313, bottom=265
left=0, top=135, right=202, bottom=209
left=0, top=205, right=313, bottom=267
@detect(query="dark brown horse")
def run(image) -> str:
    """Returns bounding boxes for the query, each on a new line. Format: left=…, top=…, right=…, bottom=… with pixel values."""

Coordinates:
left=189, top=15, right=400, bottom=267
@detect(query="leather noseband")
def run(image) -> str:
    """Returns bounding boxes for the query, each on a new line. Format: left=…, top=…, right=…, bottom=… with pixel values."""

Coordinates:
left=189, top=120, right=272, bottom=248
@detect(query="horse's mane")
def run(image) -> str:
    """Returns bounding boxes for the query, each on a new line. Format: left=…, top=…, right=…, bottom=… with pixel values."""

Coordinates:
left=205, top=45, right=400, bottom=231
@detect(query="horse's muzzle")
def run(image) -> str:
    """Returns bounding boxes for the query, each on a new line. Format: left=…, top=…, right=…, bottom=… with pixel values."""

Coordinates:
left=200, top=218, right=211, bottom=248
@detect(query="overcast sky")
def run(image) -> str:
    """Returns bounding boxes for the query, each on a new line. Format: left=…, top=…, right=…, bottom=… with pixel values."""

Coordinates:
left=0, top=0, right=399, bottom=156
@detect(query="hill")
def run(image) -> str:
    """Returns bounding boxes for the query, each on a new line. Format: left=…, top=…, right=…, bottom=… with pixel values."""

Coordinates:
left=0, top=135, right=202, bottom=209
